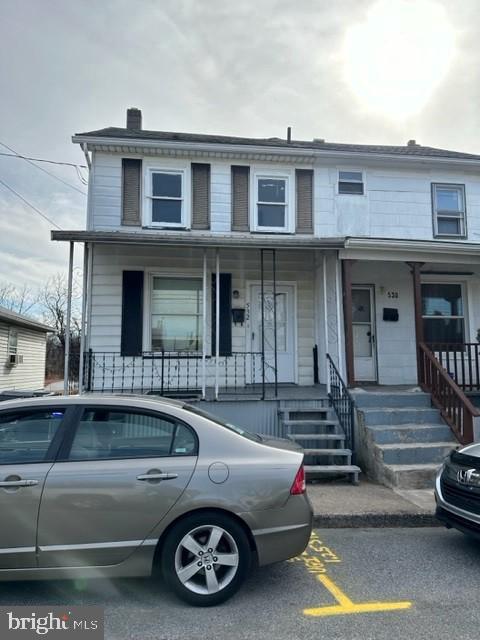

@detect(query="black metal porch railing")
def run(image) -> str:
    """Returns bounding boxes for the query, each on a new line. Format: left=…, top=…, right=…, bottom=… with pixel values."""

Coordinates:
left=83, top=350, right=265, bottom=397
left=326, top=353, right=355, bottom=460
left=427, top=343, right=480, bottom=392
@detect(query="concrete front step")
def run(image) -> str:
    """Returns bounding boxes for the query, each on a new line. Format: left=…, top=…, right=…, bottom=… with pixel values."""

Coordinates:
left=375, top=441, right=455, bottom=465
left=305, top=464, right=361, bottom=484
left=279, top=409, right=334, bottom=421
left=289, top=434, right=345, bottom=442
left=303, top=448, right=351, bottom=456
left=362, top=407, right=442, bottom=426
left=284, top=420, right=337, bottom=432
left=382, top=463, right=440, bottom=489
left=367, top=423, right=454, bottom=444
left=353, top=391, right=431, bottom=408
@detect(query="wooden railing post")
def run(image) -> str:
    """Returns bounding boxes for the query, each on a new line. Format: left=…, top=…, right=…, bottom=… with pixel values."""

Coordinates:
left=407, top=262, right=425, bottom=386
left=419, top=343, right=479, bottom=445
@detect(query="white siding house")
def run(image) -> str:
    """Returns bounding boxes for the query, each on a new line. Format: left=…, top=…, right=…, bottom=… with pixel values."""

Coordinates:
left=50, top=109, right=480, bottom=483
left=0, top=307, right=51, bottom=392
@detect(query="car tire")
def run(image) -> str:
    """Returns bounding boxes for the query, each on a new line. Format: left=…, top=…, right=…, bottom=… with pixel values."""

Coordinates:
left=161, top=511, right=251, bottom=606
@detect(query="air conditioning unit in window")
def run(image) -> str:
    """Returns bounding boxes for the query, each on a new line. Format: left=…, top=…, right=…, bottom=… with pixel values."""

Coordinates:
left=7, top=354, right=23, bottom=366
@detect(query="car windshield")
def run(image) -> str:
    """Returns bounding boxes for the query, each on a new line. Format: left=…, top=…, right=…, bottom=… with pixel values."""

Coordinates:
left=183, top=405, right=262, bottom=442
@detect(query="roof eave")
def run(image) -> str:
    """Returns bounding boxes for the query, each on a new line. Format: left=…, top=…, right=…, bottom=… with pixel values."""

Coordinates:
left=71, top=135, right=480, bottom=168
left=50, top=229, right=345, bottom=250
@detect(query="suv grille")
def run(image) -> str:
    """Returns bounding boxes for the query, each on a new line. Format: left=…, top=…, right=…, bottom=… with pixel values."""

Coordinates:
left=441, top=477, right=480, bottom=515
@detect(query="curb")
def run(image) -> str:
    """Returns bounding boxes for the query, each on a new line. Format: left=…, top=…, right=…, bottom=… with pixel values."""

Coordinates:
left=313, top=512, right=441, bottom=528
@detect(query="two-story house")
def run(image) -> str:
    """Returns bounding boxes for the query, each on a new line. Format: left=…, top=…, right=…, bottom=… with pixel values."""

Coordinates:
left=53, top=108, right=480, bottom=487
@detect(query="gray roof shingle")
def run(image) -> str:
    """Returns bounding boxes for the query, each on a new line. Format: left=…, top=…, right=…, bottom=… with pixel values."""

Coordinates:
left=0, top=306, right=52, bottom=333
left=74, top=126, right=480, bottom=161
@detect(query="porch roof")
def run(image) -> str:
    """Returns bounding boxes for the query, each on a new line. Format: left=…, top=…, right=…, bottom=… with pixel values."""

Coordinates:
left=50, top=229, right=345, bottom=250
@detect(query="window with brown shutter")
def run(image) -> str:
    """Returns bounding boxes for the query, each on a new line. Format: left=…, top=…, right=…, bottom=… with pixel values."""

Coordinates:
left=231, top=165, right=250, bottom=231
left=121, top=159, right=142, bottom=226
left=191, top=163, right=210, bottom=230
left=295, top=169, right=314, bottom=234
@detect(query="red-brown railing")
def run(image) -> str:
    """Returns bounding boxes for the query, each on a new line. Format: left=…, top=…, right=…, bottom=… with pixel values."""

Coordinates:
left=419, top=343, right=479, bottom=445
left=428, top=342, right=480, bottom=392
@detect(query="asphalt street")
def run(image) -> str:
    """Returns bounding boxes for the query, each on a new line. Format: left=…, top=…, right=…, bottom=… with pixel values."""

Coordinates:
left=0, top=527, right=479, bottom=640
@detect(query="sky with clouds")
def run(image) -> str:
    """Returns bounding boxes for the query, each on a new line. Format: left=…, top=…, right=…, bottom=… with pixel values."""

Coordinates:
left=0, top=0, right=479, bottom=290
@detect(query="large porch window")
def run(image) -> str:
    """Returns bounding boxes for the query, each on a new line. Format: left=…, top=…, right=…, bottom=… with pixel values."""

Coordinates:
left=421, top=283, right=465, bottom=344
left=151, top=277, right=203, bottom=352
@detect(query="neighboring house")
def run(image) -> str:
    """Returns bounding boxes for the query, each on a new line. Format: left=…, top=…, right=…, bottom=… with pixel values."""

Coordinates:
left=0, top=307, right=52, bottom=392
left=51, top=108, right=480, bottom=486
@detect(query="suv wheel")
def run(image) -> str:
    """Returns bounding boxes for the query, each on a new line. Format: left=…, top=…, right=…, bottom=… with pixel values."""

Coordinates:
left=162, top=511, right=251, bottom=606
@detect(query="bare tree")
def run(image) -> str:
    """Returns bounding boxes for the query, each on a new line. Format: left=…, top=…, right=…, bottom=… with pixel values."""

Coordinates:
left=0, top=282, right=38, bottom=315
left=37, top=271, right=82, bottom=382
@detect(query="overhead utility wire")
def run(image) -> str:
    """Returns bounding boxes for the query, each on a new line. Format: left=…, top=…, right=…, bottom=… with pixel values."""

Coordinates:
left=0, top=141, right=87, bottom=196
left=0, top=151, right=87, bottom=169
left=0, top=176, right=62, bottom=230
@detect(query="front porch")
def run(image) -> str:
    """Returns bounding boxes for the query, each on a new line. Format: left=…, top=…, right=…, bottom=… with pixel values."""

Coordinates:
left=61, top=234, right=347, bottom=401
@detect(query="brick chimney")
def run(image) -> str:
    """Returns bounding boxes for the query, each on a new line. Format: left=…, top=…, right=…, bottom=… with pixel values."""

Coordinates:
left=126, top=108, right=142, bottom=130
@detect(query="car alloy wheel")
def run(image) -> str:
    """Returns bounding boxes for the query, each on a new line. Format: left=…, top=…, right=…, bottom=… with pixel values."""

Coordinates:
left=174, top=525, right=239, bottom=595
left=161, top=511, right=251, bottom=606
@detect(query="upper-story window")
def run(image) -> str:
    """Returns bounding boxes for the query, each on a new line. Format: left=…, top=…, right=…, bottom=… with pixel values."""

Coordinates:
left=253, top=173, right=293, bottom=233
left=338, top=170, right=364, bottom=195
left=432, top=183, right=466, bottom=238
left=147, top=169, right=186, bottom=228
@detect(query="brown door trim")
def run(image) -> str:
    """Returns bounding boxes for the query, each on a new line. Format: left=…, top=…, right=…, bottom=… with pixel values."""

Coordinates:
left=342, top=259, right=355, bottom=387
left=407, top=261, right=425, bottom=384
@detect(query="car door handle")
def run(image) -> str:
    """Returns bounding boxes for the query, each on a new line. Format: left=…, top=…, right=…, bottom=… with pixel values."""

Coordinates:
left=136, top=473, right=178, bottom=481
left=0, top=479, right=39, bottom=488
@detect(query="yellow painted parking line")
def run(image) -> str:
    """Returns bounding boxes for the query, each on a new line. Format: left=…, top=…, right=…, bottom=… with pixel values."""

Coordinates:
left=304, top=574, right=412, bottom=617
left=295, top=533, right=413, bottom=618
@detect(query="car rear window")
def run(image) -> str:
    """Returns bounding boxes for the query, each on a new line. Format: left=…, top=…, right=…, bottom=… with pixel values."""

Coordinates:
left=183, top=405, right=261, bottom=442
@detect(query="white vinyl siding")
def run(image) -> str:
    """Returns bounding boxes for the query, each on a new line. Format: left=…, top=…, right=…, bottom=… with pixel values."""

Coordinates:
left=89, top=153, right=480, bottom=243
left=88, top=245, right=316, bottom=387
left=0, top=323, right=47, bottom=391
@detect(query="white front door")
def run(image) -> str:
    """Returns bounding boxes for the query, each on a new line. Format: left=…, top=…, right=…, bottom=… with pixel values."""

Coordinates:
left=352, top=285, right=377, bottom=382
left=249, top=284, right=296, bottom=383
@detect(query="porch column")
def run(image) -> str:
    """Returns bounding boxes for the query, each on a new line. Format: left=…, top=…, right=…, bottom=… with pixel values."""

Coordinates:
left=408, top=261, right=425, bottom=385
left=202, top=249, right=207, bottom=400
left=78, top=242, right=89, bottom=395
left=63, top=241, right=74, bottom=395
left=214, top=249, right=220, bottom=400
left=322, top=253, right=330, bottom=393
left=341, top=259, right=355, bottom=387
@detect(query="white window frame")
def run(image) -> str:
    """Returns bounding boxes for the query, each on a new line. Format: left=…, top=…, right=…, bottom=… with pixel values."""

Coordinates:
left=7, top=328, right=18, bottom=355
left=432, top=183, right=467, bottom=239
left=337, top=169, right=365, bottom=196
left=143, top=165, right=191, bottom=229
left=421, top=280, right=466, bottom=345
left=144, top=272, right=204, bottom=353
left=251, top=168, right=295, bottom=233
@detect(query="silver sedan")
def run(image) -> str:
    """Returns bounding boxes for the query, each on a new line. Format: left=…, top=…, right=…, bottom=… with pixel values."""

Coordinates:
left=0, top=395, right=312, bottom=606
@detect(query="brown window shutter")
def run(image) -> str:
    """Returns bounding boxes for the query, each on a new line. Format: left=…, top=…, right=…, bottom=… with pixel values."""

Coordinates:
left=122, top=158, right=142, bottom=226
left=295, top=169, right=314, bottom=234
left=231, top=165, right=250, bottom=231
left=191, top=163, right=210, bottom=229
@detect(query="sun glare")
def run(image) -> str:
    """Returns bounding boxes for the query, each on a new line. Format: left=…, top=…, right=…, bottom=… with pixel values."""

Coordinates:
left=343, top=0, right=456, bottom=119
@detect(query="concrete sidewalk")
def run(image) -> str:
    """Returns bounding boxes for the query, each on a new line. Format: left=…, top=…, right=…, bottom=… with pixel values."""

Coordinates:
left=307, top=479, right=439, bottom=528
